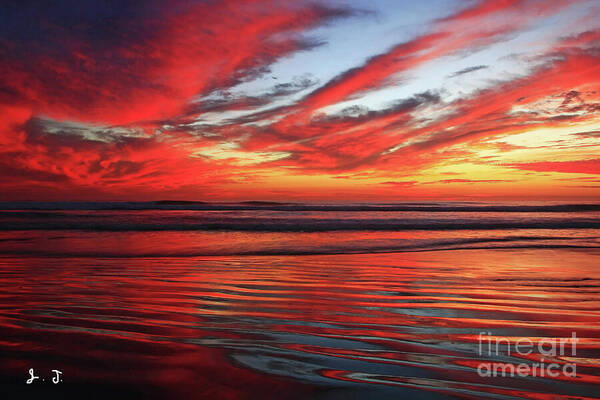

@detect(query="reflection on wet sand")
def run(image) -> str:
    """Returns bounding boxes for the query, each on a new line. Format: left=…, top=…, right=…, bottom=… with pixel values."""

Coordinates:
left=1, top=249, right=599, bottom=398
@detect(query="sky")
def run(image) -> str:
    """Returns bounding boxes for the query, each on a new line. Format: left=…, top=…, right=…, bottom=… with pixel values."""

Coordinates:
left=1, top=0, right=600, bottom=202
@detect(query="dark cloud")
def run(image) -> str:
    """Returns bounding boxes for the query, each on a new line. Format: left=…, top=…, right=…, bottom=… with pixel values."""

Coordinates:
left=245, top=91, right=444, bottom=172
left=548, top=114, right=579, bottom=121
left=0, top=159, right=71, bottom=183
left=573, top=130, right=600, bottom=138
left=317, top=90, right=442, bottom=124
left=186, top=74, right=320, bottom=115
left=267, top=74, right=320, bottom=97
left=448, top=65, right=489, bottom=77
left=560, top=90, right=583, bottom=107
left=101, top=160, right=146, bottom=179
left=0, top=0, right=160, bottom=49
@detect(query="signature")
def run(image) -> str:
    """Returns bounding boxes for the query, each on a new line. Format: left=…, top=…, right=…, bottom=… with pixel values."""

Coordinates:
left=26, top=368, right=62, bottom=384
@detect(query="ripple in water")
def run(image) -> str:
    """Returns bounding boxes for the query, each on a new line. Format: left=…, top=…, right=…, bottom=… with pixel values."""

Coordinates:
left=1, top=249, right=599, bottom=399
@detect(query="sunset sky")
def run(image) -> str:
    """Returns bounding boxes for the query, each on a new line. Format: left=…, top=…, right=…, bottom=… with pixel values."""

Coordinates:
left=1, top=0, right=600, bottom=201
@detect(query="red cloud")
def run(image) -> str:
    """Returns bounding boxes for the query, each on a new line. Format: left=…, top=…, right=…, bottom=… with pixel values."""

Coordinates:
left=508, top=159, right=600, bottom=175
left=0, top=117, right=229, bottom=200
left=0, top=0, right=351, bottom=126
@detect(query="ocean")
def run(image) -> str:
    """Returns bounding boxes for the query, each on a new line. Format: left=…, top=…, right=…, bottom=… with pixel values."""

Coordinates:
left=0, top=202, right=599, bottom=399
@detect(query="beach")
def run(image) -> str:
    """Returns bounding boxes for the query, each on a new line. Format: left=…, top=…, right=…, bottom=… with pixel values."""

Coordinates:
left=0, top=203, right=599, bottom=398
